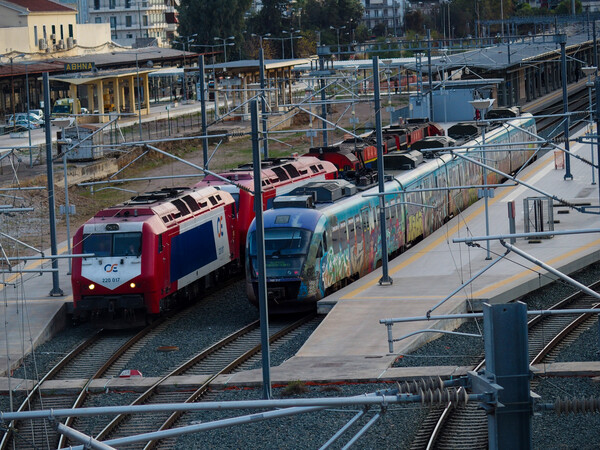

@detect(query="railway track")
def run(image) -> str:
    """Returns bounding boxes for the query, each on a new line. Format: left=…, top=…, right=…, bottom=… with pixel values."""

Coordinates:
left=0, top=327, right=146, bottom=449
left=411, top=280, right=600, bottom=450
left=0, top=278, right=239, bottom=449
left=74, top=314, right=320, bottom=449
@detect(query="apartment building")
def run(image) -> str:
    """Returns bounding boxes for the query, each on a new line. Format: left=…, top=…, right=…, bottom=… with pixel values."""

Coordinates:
left=86, top=0, right=179, bottom=47
left=362, top=0, right=405, bottom=35
left=0, top=0, right=111, bottom=55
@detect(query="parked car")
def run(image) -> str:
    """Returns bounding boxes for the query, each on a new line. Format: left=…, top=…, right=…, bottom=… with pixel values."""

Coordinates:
left=7, top=113, right=43, bottom=128
left=11, top=118, right=39, bottom=131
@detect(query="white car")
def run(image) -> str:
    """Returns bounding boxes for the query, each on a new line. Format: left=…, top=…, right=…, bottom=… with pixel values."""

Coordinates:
left=7, top=113, right=43, bottom=127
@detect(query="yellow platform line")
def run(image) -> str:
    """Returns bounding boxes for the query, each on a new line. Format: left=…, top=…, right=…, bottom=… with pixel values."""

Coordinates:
left=0, top=243, right=69, bottom=292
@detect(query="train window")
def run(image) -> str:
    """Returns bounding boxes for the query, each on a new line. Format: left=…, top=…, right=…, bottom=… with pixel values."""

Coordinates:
left=316, top=243, right=323, bottom=258
left=275, top=215, right=290, bottom=224
left=318, top=164, right=324, bottom=170
left=171, top=199, right=190, bottom=216
left=199, top=201, right=208, bottom=209
left=182, top=195, right=200, bottom=212
left=113, top=232, right=142, bottom=256
left=310, top=165, right=319, bottom=173
left=283, top=164, right=300, bottom=178
left=208, top=196, right=218, bottom=206
left=162, top=216, right=169, bottom=223
left=83, top=233, right=112, bottom=257
left=216, top=194, right=222, bottom=201
left=158, top=234, right=163, bottom=253
left=323, top=233, right=328, bottom=251
left=272, top=167, right=289, bottom=181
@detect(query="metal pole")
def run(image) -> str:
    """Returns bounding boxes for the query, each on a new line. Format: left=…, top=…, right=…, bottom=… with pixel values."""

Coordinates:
left=251, top=99, right=271, bottom=400
left=43, top=72, right=63, bottom=296
left=560, top=37, right=573, bottom=180
left=10, top=57, right=15, bottom=132
left=25, top=64, right=33, bottom=167
left=199, top=55, right=209, bottom=168
left=373, top=56, right=392, bottom=285
left=481, top=123, right=491, bottom=260
left=319, top=49, right=328, bottom=146
left=259, top=47, right=269, bottom=158
left=594, top=21, right=598, bottom=69
left=427, top=29, right=434, bottom=121
left=63, top=140, right=72, bottom=274
left=483, top=302, right=531, bottom=450
left=56, top=423, right=116, bottom=450
left=136, top=53, right=143, bottom=140
left=595, top=76, right=600, bottom=206
left=589, top=81, right=596, bottom=185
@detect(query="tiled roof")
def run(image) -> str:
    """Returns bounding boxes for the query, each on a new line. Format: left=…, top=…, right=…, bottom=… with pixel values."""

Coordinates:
left=4, top=0, right=76, bottom=12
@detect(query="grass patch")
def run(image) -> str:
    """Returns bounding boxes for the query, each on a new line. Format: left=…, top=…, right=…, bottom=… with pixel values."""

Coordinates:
left=281, top=380, right=309, bottom=397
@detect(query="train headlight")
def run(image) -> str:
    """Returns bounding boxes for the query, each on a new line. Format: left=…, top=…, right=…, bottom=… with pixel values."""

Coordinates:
left=88, top=283, right=95, bottom=290
left=129, top=282, right=136, bottom=289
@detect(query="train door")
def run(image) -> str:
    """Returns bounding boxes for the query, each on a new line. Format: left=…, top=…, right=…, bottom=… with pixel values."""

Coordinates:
left=422, top=176, right=434, bottom=238
left=405, top=188, right=423, bottom=244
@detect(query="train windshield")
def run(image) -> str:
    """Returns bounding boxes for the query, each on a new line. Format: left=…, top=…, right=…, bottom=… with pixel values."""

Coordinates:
left=249, top=228, right=312, bottom=257
left=83, top=232, right=142, bottom=257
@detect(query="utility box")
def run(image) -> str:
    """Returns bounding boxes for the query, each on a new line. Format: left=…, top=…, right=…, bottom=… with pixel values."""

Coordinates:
left=60, top=124, right=104, bottom=161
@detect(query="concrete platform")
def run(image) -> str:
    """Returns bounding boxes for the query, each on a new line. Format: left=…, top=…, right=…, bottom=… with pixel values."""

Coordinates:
left=0, top=242, right=72, bottom=377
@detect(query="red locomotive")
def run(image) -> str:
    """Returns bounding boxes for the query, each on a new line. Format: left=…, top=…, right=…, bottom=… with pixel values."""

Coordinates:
left=303, top=121, right=444, bottom=172
left=71, top=186, right=238, bottom=325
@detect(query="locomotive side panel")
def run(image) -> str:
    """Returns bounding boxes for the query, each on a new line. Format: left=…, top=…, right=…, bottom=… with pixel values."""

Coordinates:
left=170, top=207, right=233, bottom=289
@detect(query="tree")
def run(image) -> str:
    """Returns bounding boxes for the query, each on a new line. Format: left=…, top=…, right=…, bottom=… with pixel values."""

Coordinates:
left=177, top=0, right=251, bottom=48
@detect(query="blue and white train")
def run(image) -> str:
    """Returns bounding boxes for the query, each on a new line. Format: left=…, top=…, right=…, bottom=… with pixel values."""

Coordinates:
left=245, top=113, right=538, bottom=309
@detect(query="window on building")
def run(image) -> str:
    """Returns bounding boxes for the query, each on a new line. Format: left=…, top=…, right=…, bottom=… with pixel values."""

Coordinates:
left=94, top=0, right=99, bottom=9
left=95, top=17, right=102, bottom=23
left=51, top=25, right=56, bottom=39
left=125, top=0, right=131, bottom=7
left=109, top=0, right=116, bottom=9
left=69, top=24, right=74, bottom=37
left=126, top=15, right=132, bottom=26
left=34, top=26, right=38, bottom=44
left=43, top=25, right=47, bottom=39
left=110, top=16, right=117, bottom=28
left=60, top=24, right=64, bottom=40
left=142, top=15, right=148, bottom=26
left=126, top=33, right=133, bottom=38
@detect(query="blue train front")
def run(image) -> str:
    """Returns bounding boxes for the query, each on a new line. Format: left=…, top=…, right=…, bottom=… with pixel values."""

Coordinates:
left=245, top=179, right=402, bottom=310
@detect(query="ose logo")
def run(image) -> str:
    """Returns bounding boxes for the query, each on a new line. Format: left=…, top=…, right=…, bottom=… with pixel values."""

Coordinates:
left=104, top=264, right=118, bottom=273
left=216, top=216, right=224, bottom=238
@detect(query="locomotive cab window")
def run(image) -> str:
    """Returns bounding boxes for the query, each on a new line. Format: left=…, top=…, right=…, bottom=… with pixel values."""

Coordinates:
left=114, top=232, right=142, bottom=256
left=83, top=232, right=142, bottom=257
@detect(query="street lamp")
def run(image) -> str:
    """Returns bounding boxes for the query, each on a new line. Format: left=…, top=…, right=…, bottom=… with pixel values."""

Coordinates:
left=582, top=66, right=597, bottom=185
left=264, top=36, right=286, bottom=59
left=282, top=29, right=301, bottom=59
left=251, top=33, right=271, bottom=48
left=469, top=98, right=495, bottom=260
left=214, top=36, right=235, bottom=62
left=330, top=25, right=346, bottom=59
